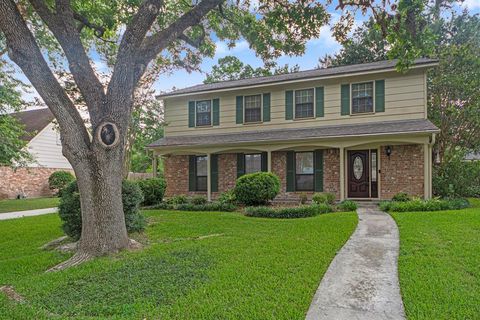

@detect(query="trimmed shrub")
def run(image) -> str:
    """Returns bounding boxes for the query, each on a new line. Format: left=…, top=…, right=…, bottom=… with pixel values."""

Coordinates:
left=48, top=171, right=75, bottom=195
left=58, top=180, right=146, bottom=240
left=380, top=197, right=470, bottom=212
left=58, top=182, right=82, bottom=240
left=122, top=180, right=147, bottom=233
left=244, top=204, right=333, bottom=219
left=392, top=192, right=410, bottom=202
left=234, top=172, right=280, bottom=206
left=175, top=202, right=236, bottom=212
left=136, top=177, right=166, bottom=206
left=312, top=192, right=336, bottom=205
left=218, top=190, right=236, bottom=205
left=166, top=195, right=189, bottom=205
left=338, top=200, right=358, bottom=212
left=191, top=195, right=208, bottom=205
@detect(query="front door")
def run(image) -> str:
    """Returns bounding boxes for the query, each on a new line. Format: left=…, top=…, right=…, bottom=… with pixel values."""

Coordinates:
left=348, top=150, right=370, bottom=198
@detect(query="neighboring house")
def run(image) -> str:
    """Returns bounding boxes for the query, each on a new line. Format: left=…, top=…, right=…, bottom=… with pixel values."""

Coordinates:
left=0, top=108, right=73, bottom=199
left=148, top=59, right=440, bottom=202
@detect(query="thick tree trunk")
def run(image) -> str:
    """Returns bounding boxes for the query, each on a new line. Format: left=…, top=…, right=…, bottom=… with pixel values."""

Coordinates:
left=75, top=154, right=129, bottom=256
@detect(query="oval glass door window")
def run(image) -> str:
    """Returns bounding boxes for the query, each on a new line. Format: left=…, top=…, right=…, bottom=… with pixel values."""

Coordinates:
left=353, top=156, right=364, bottom=180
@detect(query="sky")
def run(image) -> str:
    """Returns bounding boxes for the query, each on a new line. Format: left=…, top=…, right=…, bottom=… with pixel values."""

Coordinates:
left=7, top=0, right=480, bottom=105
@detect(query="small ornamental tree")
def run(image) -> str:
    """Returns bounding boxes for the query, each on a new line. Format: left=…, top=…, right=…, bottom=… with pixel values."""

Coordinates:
left=234, top=172, right=280, bottom=206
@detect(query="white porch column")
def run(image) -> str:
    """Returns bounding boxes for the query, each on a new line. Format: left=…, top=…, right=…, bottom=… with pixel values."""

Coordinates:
left=339, top=147, right=345, bottom=201
left=267, top=150, right=272, bottom=172
left=207, top=153, right=212, bottom=202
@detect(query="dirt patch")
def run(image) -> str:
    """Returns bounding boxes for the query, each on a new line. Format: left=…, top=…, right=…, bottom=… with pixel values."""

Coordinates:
left=0, top=285, right=25, bottom=303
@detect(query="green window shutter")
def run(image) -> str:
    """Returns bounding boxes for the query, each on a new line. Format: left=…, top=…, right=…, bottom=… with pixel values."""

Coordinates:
left=237, top=153, right=245, bottom=178
left=236, top=96, right=244, bottom=124
left=315, top=87, right=324, bottom=117
left=211, top=154, right=218, bottom=192
left=286, top=151, right=295, bottom=192
left=285, top=90, right=293, bottom=120
left=188, top=101, right=196, bottom=127
left=314, top=149, right=324, bottom=192
left=262, top=93, right=271, bottom=122
left=375, top=80, right=385, bottom=112
left=341, top=84, right=350, bottom=115
left=212, top=98, right=220, bottom=125
left=188, top=155, right=196, bottom=191
left=261, top=152, right=268, bottom=172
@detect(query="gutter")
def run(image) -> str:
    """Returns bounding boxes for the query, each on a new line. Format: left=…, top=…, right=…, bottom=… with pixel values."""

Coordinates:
left=146, top=128, right=440, bottom=150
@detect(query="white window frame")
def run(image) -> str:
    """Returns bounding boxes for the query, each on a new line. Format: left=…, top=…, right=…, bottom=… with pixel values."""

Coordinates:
left=350, top=81, right=375, bottom=115
left=195, top=99, right=213, bottom=127
left=294, top=88, right=315, bottom=120
left=244, top=153, right=263, bottom=174
left=243, top=94, right=263, bottom=124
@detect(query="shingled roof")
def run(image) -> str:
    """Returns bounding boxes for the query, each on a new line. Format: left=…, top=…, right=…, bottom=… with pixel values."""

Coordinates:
left=148, top=119, right=439, bottom=149
left=11, top=108, right=54, bottom=142
left=158, top=58, right=438, bottom=98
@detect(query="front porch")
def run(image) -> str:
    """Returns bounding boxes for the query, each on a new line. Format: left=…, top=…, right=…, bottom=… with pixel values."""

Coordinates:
left=150, top=133, right=434, bottom=202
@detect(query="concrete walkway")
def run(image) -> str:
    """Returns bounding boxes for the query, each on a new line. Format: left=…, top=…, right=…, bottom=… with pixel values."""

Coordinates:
left=0, top=208, right=57, bottom=220
left=306, top=205, right=405, bottom=320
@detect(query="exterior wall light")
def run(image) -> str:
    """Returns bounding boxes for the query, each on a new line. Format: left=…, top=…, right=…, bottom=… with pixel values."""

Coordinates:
left=385, top=145, right=392, bottom=157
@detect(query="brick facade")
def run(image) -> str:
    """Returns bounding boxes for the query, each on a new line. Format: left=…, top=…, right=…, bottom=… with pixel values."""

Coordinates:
left=380, top=144, right=424, bottom=199
left=163, top=153, right=237, bottom=199
left=271, top=149, right=340, bottom=201
left=163, top=149, right=341, bottom=201
left=162, top=144, right=425, bottom=201
left=0, top=166, right=73, bottom=199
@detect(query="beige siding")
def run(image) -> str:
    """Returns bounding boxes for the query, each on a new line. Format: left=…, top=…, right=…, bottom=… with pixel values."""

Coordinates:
left=164, top=69, right=426, bottom=137
left=27, top=122, right=72, bottom=169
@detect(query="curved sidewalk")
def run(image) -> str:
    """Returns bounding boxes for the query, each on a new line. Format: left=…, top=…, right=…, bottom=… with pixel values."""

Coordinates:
left=0, top=208, right=57, bottom=220
left=306, top=206, right=405, bottom=320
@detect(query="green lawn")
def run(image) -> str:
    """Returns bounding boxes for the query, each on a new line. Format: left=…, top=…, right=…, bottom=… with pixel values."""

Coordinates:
left=392, top=203, right=480, bottom=320
left=0, top=210, right=357, bottom=319
left=0, top=197, right=59, bottom=213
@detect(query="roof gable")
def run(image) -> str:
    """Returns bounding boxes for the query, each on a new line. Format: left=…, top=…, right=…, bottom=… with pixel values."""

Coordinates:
left=10, top=108, right=55, bottom=142
left=158, top=58, right=438, bottom=98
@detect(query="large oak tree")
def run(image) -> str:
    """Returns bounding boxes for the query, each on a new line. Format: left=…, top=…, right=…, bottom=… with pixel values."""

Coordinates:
left=0, top=0, right=431, bottom=268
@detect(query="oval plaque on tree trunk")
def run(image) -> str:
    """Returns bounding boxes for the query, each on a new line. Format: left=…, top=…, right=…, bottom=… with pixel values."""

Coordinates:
left=96, top=122, right=120, bottom=148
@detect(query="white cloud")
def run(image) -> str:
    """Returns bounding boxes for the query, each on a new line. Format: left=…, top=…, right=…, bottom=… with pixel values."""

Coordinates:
left=461, top=0, right=480, bottom=9
left=215, top=40, right=250, bottom=56
left=308, top=25, right=340, bottom=49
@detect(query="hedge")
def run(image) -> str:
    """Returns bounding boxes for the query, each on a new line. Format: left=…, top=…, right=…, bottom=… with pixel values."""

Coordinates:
left=244, top=204, right=333, bottom=219
left=379, top=198, right=470, bottom=212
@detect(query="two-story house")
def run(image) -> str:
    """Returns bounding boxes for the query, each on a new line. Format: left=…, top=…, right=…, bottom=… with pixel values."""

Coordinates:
left=148, top=59, right=439, bottom=202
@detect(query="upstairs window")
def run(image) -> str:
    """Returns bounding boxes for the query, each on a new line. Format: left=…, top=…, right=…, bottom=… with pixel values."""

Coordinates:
left=196, top=156, right=208, bottom=191
left=295, top=152, right=314, bottom=191
left=295, top=89, right=314, bottom=119
left=245, top=153, right=262, bottom=174
left=244, top=95, right=262, bottom=123
left=352, top=82, right=374, bottom=114
left=196, top=100, right=211, bottom=126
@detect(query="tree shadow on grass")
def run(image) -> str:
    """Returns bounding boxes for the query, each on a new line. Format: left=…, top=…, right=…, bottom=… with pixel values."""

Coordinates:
left=34, top=248, right=212, bottom=318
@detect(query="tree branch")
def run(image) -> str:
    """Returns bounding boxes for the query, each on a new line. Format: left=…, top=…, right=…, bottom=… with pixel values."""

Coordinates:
left=28, top=0, right=106, bottom=126
left=0, top=0, right=90, bottom=161
left=105, top=0, right=164, bottom=124
left=72, top=11, right=105, bottom=37
left=138, top=0, right=223, bottom=68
